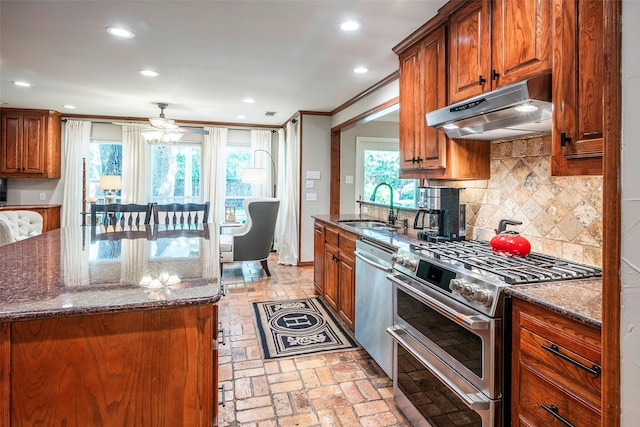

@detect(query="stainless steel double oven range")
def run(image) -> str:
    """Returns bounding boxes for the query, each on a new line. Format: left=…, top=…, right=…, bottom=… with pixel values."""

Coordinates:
left=387, top=240, right=601, bottom=427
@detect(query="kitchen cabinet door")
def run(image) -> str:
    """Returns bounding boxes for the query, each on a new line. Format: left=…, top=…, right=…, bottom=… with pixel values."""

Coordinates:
left=491, top=0, right=552, bottom=87
left=338, top=253, right=355, bottom=330
left=313, top=222, right=325, bottom=296
left=323, top=242, right=340, bottom=311
left=448, top=0, right=490, bottom=104
left=0, top=109, right=61, bottom=178
left=399, top=43, right=423, bottom=172
left=399, top=26, right=447, bottom=177
left=551, top=0, right=603, bottom=176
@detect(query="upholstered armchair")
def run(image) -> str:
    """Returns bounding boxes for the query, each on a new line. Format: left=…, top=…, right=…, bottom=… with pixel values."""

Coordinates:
left=219, top=197, right=279, bottom=276
left=0, top=210, right=44, bottom=247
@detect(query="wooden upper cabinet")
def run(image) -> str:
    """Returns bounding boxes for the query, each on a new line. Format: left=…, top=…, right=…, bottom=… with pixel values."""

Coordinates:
left=491, top=0, right=552, bottom=86
left=399, top=43, right=423, bottom=171
left=448, top=0, right=490, bottom=103
left=449, top=0, right=552, bottom=103
left=551, top=0, right=603, bottom=176
left=0, top=109, right=61, bottom=178
left=399, top=26, right=447, bottom=174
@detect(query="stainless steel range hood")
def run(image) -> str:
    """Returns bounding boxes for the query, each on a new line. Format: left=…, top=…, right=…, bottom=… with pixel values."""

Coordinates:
left=426, top=74, right=552, bottom=141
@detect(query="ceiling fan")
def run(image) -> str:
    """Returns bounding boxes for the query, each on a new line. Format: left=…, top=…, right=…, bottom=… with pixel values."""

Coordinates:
left=113, top=103, right=209, bottom=142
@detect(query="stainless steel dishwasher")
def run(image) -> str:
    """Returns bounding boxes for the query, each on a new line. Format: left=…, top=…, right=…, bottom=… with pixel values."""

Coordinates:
left=354, top=238, right=396, bottom=377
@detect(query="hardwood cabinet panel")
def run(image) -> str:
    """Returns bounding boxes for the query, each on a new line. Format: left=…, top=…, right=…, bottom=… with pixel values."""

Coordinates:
left=491, top=0, right=552, bottom=87
left=0, top=109, right=61, bottom=178
left=10, top=305, right=214, bottom=426
left=1, top=323, right=9, bottom=427
left=314, top=222, right=325, bottom=296
left=551, top=0, right=604, bottom=175
left=511, top=298, right=601, bottom=427
left=448, top=0, right=490, bottom=103
left=399, top=44, right=423, bottom=171
left=338, top=253, right=355, bottom=330
left=323, top=241, right=339, bottom=311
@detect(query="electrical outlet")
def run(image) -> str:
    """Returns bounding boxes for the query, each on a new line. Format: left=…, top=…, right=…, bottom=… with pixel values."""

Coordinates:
left=39, top=192, right=46, bottom=201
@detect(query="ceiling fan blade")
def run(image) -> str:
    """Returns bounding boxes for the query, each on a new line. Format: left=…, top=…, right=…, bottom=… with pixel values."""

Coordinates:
left=177, top=127, right=209, bottom=135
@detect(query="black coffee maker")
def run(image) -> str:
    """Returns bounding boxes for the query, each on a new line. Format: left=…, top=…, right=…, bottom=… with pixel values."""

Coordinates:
left=414, top=186, right=466, bottom=242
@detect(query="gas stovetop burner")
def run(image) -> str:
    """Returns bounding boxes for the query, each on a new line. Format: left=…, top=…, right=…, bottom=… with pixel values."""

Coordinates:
left=408, top=240, right=602, bottom=285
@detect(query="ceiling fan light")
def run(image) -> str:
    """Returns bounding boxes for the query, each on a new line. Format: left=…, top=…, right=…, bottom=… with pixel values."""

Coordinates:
left=164, top=132, right=183, bottom=142
left=142, top=129, right=164, bottom=141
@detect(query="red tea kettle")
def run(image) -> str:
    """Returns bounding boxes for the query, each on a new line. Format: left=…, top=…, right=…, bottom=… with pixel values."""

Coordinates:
left=490, top=219, right=531, bottom=257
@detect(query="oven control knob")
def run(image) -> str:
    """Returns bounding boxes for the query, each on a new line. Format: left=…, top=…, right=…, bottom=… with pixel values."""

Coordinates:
left=449, top=278, right=465, bottom=292
left=472, top=289, right=494, bottom=306
left=404, top=257, right=418, bottom=269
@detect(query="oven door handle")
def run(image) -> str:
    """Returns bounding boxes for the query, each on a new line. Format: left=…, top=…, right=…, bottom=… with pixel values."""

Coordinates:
left=387, top=273, right=490, bottom=331
left=388, top=325, right=490, bottom=411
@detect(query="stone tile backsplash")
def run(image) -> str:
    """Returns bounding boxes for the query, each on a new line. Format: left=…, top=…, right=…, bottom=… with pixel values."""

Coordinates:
left=430, top=134, right=603, bottom=266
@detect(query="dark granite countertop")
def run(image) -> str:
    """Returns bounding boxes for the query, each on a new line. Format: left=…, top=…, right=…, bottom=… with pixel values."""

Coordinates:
left=0, top=224, right=221, bottom=322
left=505, top=279, right=602, bottom=328
left=312, top=214, right=415, bottom=251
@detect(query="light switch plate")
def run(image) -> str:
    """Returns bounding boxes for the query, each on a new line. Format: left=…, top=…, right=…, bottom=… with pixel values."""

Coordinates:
left=345, top=175, right=354, bottom=184
left=306, top=170, right=321, bottom=180
left=306, top=193, right=317, bottom=201
left=306, top=180, right=315, bottom=189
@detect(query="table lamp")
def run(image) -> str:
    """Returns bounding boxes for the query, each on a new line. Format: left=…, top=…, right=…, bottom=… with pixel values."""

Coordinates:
left=99, top=175, right=122, bottom=204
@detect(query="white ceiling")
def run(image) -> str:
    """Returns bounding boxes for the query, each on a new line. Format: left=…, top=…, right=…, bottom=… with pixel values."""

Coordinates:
left=0, top=1, right=445, bottom=126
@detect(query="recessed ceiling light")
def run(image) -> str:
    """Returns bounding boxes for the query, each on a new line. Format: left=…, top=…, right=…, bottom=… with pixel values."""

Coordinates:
left=242, top=97, right=255, bottom=104
left=13, top=81, right=31, bottom=87
left=237, top=115, right=246, bottom=120
left=63, top=105, right=76, bottom=109
left=340, top=20, right=361, bottom=31
left=106, top=26, right=135, bottom=39
left=139, top=69, right=159, bottom=77
left=353, top=67, right=368, bottom=74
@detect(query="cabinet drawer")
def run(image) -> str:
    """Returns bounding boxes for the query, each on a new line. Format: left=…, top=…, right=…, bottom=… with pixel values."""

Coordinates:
left=338, top=233, right=356, bottom=254
left=519, top=327, right=601, bottom=406
left=518, top=363, right=600, bottom=427
left=325, top=227, right=339, bottom=246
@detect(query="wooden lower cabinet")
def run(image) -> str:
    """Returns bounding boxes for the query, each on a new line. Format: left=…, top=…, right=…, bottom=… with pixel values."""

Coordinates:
left=316, top=220, right=356, bottom=330
left=313, top=222, right=325, bottom=296
left=511, top=298, right=601, bottom=427
left=3, top=304, right=218, bottom=427
left=0, top=205, right=61, bottom=232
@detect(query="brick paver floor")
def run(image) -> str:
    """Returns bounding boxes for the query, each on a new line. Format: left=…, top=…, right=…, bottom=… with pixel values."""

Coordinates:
left=217, top=255, right=412, bottom=427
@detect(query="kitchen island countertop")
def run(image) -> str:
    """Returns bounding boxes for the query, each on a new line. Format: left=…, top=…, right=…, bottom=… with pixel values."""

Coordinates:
left=505, top=279, right=602, bottom=328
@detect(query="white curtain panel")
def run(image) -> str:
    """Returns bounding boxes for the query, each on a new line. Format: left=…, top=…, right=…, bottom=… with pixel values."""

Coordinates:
left=250, top=130, right=274, bottom=198
left=277, top=120, right=300, bottom=266
left=121, top=126, right=149, bottom=204
left=61, top=120, right=91, bottom=226
left=202, top=126, right=228, bottom=223
left=273, top=128, right=286, bottom=251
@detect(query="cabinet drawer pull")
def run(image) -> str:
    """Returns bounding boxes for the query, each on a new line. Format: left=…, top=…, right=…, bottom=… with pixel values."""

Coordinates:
left=491, top=69, right=500, bottom=81
left=540, top=403, right=574, bottom=427
left=218, top=321, right=226, bottom=346
left=541, top=343, right=601, bottom=377
left=218, top=384, right=226, bottom=407
left=478, top=75, right=486, bottom=85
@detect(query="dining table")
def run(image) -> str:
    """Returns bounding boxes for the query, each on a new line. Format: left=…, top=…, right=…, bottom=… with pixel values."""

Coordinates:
left=0, top=223, right=222, bottom=426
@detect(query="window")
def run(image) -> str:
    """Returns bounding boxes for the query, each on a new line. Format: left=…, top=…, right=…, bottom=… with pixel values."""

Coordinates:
left=225, top=143, right=252, bottom=223
left=149, top=143, right=201, bottom=203
left=88, top=140, right=122, bottom=201
left=355, top=137, right=418, bottom=208
left=89, top=139, right=202, bottom=204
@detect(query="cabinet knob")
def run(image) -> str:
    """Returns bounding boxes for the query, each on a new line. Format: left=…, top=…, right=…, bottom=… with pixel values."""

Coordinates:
left=560, top=132, right=572, bottom=147
left=491, top=69, right=500, bottom=81
left=478, top=75, right=486, bottom=85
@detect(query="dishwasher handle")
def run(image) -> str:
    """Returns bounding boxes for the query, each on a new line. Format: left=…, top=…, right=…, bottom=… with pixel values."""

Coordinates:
left=354, top=250, right=393, bottom=272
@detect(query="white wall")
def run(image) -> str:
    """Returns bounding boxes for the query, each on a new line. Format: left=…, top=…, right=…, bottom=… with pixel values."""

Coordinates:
left=621, top=1, right=639, bottom=424
left=339, top=120, right=399, bottom=214
left=331, top=79, right=399, bottom=128
left=299, top=114, right=332, bottom=263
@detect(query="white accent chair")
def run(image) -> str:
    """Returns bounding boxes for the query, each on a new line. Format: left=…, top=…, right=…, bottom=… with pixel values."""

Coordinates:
left=219, top=197, right=279, bottom=276
left=0, top=210, right=44, bottom=247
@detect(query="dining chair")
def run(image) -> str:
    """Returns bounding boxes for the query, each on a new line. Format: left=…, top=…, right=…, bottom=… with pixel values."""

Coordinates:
left=90, top=202, right=154, bottom=228
left=151, top=202, right=210, bottom=226
left=219, top=197, right=279, bottom=276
